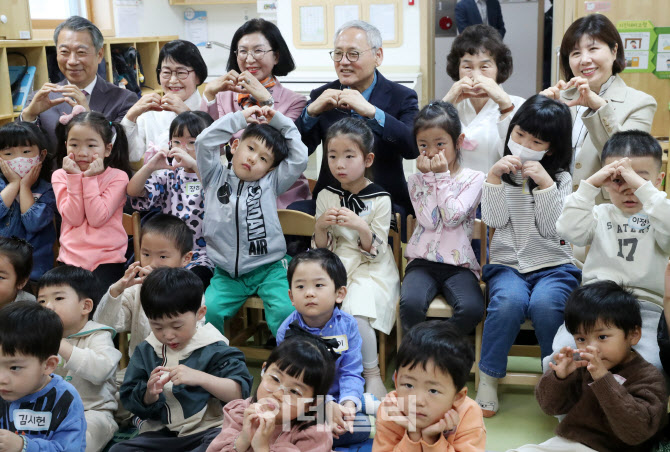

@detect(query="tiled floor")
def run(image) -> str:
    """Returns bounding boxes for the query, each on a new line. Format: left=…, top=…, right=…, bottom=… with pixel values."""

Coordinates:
left=246, top=356, right=558, bottom=452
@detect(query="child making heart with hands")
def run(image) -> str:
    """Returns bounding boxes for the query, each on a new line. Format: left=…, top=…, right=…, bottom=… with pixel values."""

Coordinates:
left=128, top=111, right=215, bottom=287
left=511, top=281, right=666, bottom=452
left=477, top=95, right=582, bottom=417
left=53, top=110, right=132, bottom=290
left=206, top=334, right=337, bottom=452
left=313, top=117, right=400, bottom=400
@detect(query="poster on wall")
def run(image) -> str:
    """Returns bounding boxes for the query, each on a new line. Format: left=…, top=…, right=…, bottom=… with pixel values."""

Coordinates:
left=617, top=20, right=656, bottom=73
left=654, top=27, right=670, bottom=79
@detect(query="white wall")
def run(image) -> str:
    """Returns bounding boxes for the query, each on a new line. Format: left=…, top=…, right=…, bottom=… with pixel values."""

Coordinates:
left=276, top=0, right=421, bottom=71
left=435, top=1, right=539, bottom=102
left=112, top=1, right=262, bottom=77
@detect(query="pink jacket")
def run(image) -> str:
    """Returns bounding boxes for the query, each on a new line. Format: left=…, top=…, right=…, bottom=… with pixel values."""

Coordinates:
left=373, top=391, right=486, bottom=452
left=52, top=167, right=129, bottom=271
left=200, top=82, right=310, bottom=208
left=206, top=398, right=333, bottom=452
left=406, top=168, right=485, bottom=278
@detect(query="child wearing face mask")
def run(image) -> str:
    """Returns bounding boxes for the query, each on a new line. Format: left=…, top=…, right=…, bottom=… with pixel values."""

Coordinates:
left=0, top=122, right=56, bottom=281
left=476, top=95, right=582, bottom=417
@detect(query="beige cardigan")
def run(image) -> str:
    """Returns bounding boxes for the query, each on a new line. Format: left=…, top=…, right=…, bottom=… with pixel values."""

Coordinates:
left=561, top=76, right=657, bottom=202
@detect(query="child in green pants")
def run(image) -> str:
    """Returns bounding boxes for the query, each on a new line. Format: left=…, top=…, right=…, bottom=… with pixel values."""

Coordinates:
left=195, top=106, right=308, bottom=336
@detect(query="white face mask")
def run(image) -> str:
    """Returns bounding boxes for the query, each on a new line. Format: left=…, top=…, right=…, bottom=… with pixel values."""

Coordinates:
left=507, top=138, right=548, bottom=163
left=6, top=156, right=41, bottom=178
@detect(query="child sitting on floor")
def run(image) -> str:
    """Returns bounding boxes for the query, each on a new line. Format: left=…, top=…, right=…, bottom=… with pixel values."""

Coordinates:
left=206, top=334, right=336, bottom=452
left=374, top=320, right=486, bottom=451
left=276, top=248, right=370, bottom=447
left=512, top=281, right=666, bottom=452
left=94, top=213, right=198, bottom=357
left=113, top=267, right=252, bottom=451
left=38, top=265, right=121, bottom=452
left=550, top=130, right=670, bottom=372
left=0, top=302, right=86, bottom=451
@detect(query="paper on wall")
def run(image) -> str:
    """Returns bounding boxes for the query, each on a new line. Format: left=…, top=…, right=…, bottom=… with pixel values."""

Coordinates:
left=185, top=9, right=208, bottom=47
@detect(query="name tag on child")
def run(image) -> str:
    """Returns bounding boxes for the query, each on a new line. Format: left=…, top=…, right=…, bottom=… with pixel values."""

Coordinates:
left=522, top=179, right=531, bottom=195
left=13, top=409, right=51, bottom=431
left=185, top=182, right=201, bottom=196
left=322, top=335, right=349, bottom=353
left=358, top=202, right=372, bottom=217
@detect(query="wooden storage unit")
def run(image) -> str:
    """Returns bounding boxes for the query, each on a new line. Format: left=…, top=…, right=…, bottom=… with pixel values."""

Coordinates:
left=0, top=35, right=177, bottom=126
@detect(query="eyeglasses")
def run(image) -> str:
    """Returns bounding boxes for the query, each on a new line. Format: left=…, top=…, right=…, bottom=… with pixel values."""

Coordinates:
left=159, top=69, right=195, bottom=81
left=261, top=373, right=305, bottom=404
left=329, top=49, right=374, bottom=62
left=235, top=49, right=274, bottom=60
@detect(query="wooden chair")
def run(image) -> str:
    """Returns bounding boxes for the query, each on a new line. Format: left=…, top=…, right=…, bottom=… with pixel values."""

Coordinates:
left=223, top=209, right=316, bottom=361
left=397, top=215, right=487, bottom=388
left=487, top=227, right=543, bottom=388
left=307, top=178, right=317, bottom=194
left=377, top=213, right=402, bottom=381
left=117, top=211, right=141, bottom=369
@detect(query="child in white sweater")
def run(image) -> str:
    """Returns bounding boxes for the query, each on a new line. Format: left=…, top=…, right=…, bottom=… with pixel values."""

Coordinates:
left=38, top=265, right=121, bottom=452
left=548, top=130, right=670, bottom=372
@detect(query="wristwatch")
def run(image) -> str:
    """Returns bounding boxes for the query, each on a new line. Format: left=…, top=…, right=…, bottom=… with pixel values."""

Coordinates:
left=258, top=96, right=275, bottom=107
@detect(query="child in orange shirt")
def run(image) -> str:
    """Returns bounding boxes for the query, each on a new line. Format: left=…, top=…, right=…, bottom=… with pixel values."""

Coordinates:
left=374, top=320, right=486, bottom=452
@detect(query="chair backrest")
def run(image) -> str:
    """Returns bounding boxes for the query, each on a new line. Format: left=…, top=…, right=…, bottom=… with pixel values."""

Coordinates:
left=406, top=214, right=487, bottom=270
left=277, top=209, right=316, bottom=237
left=122, top=212, right=142, bottom=259
left=389, top=212, right=403, bottom=278
left=307, top=178, right=317, bottom=194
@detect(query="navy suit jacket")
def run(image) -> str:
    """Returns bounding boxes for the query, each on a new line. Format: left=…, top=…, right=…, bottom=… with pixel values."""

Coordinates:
left=295, top=70, right=419, bottom=213
left=23, top=77, right=138, bottom=156
left=456, top=0, right=506, bottom=38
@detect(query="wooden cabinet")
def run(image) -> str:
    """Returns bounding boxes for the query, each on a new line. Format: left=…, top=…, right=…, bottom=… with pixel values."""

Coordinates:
left=0, top=35, right=177, bottom=126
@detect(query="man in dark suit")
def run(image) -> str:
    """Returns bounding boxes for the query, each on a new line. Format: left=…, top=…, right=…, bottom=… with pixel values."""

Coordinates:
left=456, top=0, right=506, bottom=39
left=294, top=20, right=419, bottom=216
left=20, top=16, right=137, bottom=155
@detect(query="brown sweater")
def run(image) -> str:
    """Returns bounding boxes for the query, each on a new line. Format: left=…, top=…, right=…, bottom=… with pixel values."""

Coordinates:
left=535, top=353, right=667, bottom=452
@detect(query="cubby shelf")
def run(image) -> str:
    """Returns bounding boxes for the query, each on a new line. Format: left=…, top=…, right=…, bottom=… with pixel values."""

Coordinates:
left=0, top=35, right=177, bottom=126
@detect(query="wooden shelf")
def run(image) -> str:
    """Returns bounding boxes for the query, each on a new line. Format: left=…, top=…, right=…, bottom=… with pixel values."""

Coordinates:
left=0, top=36, right=177, bottom=126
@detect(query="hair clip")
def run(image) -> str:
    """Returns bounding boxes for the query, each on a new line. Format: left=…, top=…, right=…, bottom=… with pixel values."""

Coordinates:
left=286, top=322, right=341, bottom=360
left=59, top=105, right=87, bottom=125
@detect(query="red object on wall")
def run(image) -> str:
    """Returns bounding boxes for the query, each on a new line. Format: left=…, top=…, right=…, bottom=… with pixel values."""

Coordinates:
left=439, top=16, right=453, bottom=30
left=408, top=0, right=414, bottom=4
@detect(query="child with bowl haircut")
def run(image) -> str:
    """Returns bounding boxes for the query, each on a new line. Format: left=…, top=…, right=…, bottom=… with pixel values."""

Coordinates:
left=511, top=281, right=666, bottom=452
left=94, top=213, right=197, bottom=357
left=276, top=248, right=369, bottom=446
left=374, top=320, right=486, bottom=451
left=0, top=302, right=86, bottom=451
left=113, top=268, right=252, bottom=451
left=38, top=265, right=121, bottom=452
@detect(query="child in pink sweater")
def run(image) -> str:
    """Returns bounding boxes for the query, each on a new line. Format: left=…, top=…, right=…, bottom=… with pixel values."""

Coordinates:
left=52, top=109, right=132, bottom=290
left=400, top=102, right=486, bottom=336
left=206, top=334, right=336, bottom=452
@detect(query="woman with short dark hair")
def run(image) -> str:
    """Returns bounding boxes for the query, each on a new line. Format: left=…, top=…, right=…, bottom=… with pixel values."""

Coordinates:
left=201, top=18, right=309, bottom=208
left=122, top=40, right=208, bottom=163
left=541, top=14, right=656, bottom=199
left=443, top=24, right=525, bottom=174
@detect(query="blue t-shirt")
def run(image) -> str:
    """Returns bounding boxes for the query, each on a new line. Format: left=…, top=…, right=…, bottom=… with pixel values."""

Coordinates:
left=276, top=308, right=364, bottom=408
left=0, top=374, right=86, bottom=452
